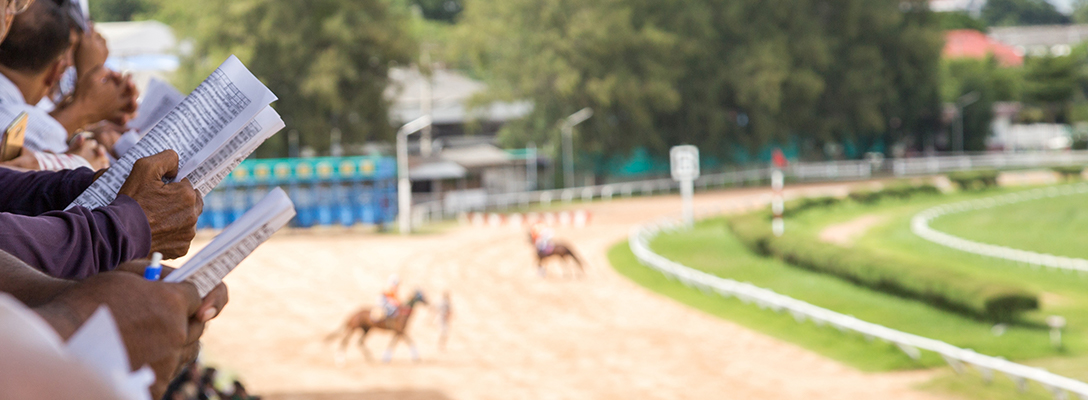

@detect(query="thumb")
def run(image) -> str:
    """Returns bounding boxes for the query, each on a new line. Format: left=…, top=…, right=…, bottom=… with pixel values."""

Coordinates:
left=134, top=150, right=180, bottom=181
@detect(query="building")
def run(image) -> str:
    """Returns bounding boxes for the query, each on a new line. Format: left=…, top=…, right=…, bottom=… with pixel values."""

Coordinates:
left=95, top=21, right=180, bottom=90
left=943, top=29, right=1024, bottom=66
left=988, top=24, right=1088, bottom=57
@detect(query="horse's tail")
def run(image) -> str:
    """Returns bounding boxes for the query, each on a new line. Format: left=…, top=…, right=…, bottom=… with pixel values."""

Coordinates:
left=323, top=326, right=345, bottom=343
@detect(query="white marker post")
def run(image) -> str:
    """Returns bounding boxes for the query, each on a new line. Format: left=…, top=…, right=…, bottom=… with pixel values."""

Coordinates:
left=670, top=145, right=700, bottom=228
left=771, top=170, right=784, bottom=237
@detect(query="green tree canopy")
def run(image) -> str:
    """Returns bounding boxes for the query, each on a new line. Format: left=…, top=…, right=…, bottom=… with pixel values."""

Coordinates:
left=151, top=0, right=417, bottom=157
left=455, top=0, right=943, bottom=161
left=983, top=0, right=1071, bottom=26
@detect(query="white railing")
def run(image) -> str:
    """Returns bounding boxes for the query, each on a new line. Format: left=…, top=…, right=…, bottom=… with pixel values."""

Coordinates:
left=415, top=151, right=1088, bottom=224
left=630, top=217, right=1088, bottom=400
left=912, top=183, right=1088, bottom=273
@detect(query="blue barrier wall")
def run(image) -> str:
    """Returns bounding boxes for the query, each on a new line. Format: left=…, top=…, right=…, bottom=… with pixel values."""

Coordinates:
left=197, top=156, right=398, bottom=230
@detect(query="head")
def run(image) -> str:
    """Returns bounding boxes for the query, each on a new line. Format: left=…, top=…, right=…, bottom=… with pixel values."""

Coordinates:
left=0, top=0, right=72, bottom=102
left=409, top=289, right=428, bottom=307
left=0, top=0, right=33, bottom=42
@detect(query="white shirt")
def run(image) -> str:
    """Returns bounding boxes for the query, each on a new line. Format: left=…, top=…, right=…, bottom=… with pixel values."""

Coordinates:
left=0, top=72, right=71, bottom=154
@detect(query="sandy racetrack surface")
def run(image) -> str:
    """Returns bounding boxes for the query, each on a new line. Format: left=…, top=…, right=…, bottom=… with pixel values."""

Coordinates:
left=198, top=184, right=954, bottom=400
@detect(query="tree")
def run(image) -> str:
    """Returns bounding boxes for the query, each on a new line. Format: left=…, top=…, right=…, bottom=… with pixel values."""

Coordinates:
left=88, top=0, right=154, bottom=22
left=941, top=57, right=1022, bottom=151
left=1023, top=54, right=1077, bottom=122
left=152, top=0, right=417, bottom=157
left=982, top=0, right=1071, bottom=26
left=454, top=0, right=943, bottom=162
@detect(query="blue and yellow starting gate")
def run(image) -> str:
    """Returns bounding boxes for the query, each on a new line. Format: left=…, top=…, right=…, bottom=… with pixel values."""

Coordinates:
left=197, top=156, right=398, bottom=229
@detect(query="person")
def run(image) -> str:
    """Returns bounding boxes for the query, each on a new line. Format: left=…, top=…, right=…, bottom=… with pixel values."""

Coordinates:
left=436, top=291, right=452, bottom=351
left=228, top=380, right=258, bottom=400
left=0, top=248, right=229, bottom=400
left=0, top=0, right=134, bottom=170
left=0, top=149, right=203, bottom=279
left=530, top=223, right=554, bottom=257
left=376, top=274, right=401, bottom=322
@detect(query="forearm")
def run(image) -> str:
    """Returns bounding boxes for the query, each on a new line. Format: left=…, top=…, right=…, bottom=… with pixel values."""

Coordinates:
left=0, top=167, right=94, bottom=214
left=49, top=99, right=94, bottom=136
left=0, top=200, right=151, bottom=279
left=0, top=250, right=74, bottom=309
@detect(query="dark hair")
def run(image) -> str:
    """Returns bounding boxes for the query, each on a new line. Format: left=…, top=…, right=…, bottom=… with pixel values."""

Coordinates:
left=0, top=0, right=72, bottom=73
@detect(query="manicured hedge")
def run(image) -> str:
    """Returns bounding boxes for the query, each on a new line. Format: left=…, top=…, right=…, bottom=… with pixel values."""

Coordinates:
left=1052, top=166, right=1084, bottom=181
left=728, top=213, right=1038, bottom=322
left=948, top=170, right=999, bottom=190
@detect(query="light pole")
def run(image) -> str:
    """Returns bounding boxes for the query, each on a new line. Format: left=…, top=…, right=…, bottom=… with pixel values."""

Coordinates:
left=955, top=91, right=980, bottom=154
left=561, top=108, right=593, bottom=188
left=397, top=115, right=433, bottom=235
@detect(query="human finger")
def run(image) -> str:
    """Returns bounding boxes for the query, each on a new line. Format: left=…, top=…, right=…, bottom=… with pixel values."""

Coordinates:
left=132, top=150, right=180, bottom=181
left=197, top=283, right=228, bottom=323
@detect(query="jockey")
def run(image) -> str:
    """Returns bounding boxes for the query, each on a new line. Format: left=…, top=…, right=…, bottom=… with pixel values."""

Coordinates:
left=530, top=223, right=554, bottom=257
left=378, top=274, right=401, bottom=320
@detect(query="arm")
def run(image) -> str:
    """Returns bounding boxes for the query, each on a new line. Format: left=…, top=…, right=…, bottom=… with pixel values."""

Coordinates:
left=0, top=250, right=73, bottom=307
left=0, top=167, right=93, bottom=215
left=0, top=195, right=151, bottom=279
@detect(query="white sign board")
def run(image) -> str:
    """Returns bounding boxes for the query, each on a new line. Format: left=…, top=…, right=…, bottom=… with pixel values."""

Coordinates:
left=670, top=145, right=700, bottom=181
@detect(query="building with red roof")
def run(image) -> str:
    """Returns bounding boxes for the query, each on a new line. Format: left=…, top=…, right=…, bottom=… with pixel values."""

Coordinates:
left=943, top=29, right=1024, bottom=66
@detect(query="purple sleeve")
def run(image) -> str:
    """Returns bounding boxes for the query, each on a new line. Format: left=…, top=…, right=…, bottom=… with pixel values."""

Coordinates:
left=0, top=167, right=94, bottom=215
left=0, top=195, right=151, bottom=279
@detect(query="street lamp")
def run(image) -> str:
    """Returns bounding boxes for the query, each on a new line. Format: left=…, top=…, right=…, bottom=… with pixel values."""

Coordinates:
left=561, top=108, right=593, bottom=188
left=955, top=91, right=980, bottom=154
left=397, top=115, right=433, bottom=235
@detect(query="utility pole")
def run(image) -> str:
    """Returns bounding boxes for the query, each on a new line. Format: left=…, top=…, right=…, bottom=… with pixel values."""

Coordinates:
left=419, top=49, right=434, bottom=158
left=561, top=108, right=593, bottom=188
left=527, top=142, right=537, bottom=191
left=396, top=116, right=433, bottom=235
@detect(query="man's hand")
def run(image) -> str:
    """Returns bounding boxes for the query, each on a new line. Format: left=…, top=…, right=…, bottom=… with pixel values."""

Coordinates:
left=118, top=150, right=203, bottom=259
left=74, top=26, right=109, bottom=78
left=0, top=148, right=39, bottom=170
left=31, top=269, right=210, bottom=399
left=66, top=135, right=109, bottom=170
left=88, top=121, right=124, bottom=156
left=63, top=66, right=137, bottom=130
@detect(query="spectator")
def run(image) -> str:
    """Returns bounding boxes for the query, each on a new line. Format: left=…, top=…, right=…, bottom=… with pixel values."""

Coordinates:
left=0, top=0, right=134, bottom=170
left=0, top=249, right=229, bottom=399
left=0, top=150, right=203, bottom=278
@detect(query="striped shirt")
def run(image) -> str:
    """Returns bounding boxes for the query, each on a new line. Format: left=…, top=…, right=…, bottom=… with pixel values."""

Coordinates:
left=0, top=73, right=71, bottom=155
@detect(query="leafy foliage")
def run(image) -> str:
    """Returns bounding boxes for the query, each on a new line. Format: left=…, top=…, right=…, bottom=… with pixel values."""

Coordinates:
left=150, top=0, right=417, bottom=157
left=454, top=0, right=943, bottom=161
left=982, top=0, right=1071, bottom=26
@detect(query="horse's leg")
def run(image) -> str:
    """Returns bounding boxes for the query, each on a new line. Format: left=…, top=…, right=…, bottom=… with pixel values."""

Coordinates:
left=358, top=328, right=374, bottom=362
left=334, top=327, right=353, bottom=366
left=402, top=334, right=421, bottom=362
left=382, top=334, right=400, bottom=363
left=536, top=255, right=546, bottom=278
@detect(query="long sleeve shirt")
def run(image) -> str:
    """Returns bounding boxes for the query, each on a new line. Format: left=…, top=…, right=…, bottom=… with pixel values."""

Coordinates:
left=0, top=167, right=151, bottom=279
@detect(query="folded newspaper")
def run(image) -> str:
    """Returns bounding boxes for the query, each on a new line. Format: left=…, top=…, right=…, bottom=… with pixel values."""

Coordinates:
left=165, top=187, right=296, bottom=297
left=67, top=55, right=286, bottom=210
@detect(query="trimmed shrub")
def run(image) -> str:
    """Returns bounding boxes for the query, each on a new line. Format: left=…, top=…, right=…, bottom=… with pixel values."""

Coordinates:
left=728, top=213, right=1039, bottom=322
left=948, top=170, right=999, bottom=191
left=1052, top=166, right=1084, bottom=181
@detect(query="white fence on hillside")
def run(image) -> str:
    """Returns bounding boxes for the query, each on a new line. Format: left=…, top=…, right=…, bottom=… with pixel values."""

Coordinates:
left=415, top=151, right=1088, bottom=224
left=629, top=217, right=1088, bottom=400
left=912, top=183, right=1088, bottom=273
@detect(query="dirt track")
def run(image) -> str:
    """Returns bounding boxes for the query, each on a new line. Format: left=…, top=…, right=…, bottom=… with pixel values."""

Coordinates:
left=198, top=184, right=954, bottom=400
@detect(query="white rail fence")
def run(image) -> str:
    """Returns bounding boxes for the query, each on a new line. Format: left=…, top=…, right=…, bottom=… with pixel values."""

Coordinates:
left=630, top=217, right=1088, bottom=400
left=912, top=183, right=1088, bottom=273
left=415, top=151, right=1088, bottom=224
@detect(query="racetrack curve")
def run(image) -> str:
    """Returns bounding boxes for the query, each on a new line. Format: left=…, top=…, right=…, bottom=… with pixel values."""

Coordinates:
left=196, top=183, right=955, bottom=400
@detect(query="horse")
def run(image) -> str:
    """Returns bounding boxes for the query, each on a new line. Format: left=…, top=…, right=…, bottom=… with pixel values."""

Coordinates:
left=325, top=290, right=429, bottom=363
left=530, top=233, right=585, bottom=278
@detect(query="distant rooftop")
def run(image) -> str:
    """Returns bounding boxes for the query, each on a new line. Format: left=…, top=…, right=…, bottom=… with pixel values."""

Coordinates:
left=988, top=24, right=1088, bottom=56
left=386, top=67, right=531, bottom=126
left=944, top=29, right=1023, bottom=66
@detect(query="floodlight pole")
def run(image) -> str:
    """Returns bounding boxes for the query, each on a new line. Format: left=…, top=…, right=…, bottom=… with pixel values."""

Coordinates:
left=397, top=115, right=433, bottom=235
left=561, top=108, right=593, bottom=188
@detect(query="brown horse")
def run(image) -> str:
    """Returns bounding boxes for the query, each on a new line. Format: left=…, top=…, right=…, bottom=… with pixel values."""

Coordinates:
left=325, top=290, right=429, bottom=363
left=530, top=234, right=585, bottom=278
